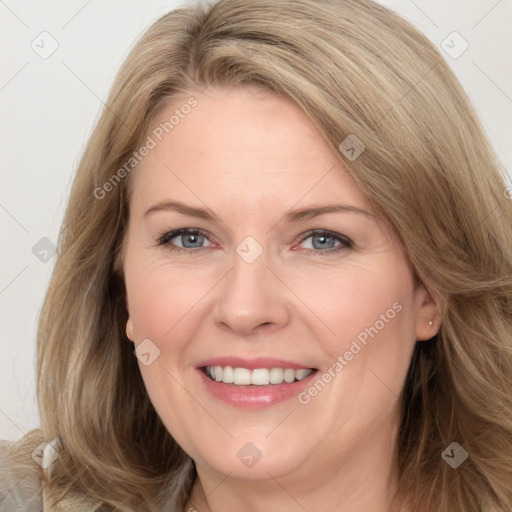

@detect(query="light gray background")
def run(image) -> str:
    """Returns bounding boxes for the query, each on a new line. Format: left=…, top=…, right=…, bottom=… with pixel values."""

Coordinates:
left=1, top=0, right=511, bottom=441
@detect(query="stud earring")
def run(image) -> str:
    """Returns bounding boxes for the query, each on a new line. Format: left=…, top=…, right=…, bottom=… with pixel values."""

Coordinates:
left=428, top=320, right=433, bottom=326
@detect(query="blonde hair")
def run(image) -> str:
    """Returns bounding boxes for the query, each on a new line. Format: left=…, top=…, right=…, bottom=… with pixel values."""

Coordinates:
left=7, top=0, right=512, bottom=510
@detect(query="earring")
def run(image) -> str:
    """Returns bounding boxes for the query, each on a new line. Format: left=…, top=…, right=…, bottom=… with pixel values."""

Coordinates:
left=428, top=320, right=433, bottom=326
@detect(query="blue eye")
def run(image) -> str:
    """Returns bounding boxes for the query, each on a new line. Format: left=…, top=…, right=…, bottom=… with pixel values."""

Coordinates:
left=297, top=230, right=352, bottom=255
left=157, top=228, right=213, bottom=253
left=156, top=228, right=352, bottom=255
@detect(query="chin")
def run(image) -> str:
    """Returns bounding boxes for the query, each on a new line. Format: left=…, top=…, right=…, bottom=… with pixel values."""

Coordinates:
left=195, top=442, right=308, bottom=481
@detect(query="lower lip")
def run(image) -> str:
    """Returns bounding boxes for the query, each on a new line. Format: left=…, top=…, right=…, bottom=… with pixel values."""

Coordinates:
left=197, top=368, right=317, bottom=409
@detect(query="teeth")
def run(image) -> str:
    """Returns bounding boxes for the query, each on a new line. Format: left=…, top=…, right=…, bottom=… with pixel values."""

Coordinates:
left=251, top=369, right=269, bottom=385
left=269, top=368, right=284, bottom=384
left=222, top=366, right=234, bottom=384
left=295, top=369, right=311, bottom=380
left=233, top=367, right=251, bottom=385
left=205, top=366, right=313, bottom=385
left=283, top=368, right=295, bottom=383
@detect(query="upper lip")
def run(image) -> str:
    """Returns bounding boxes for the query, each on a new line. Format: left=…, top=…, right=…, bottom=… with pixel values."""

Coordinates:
left=195, top=357, right=316, bottom=370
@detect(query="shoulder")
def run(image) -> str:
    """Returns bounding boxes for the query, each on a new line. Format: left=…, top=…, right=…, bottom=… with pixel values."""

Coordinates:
left=0, top=438, right=43, bottom=511
left=1, top=437, right=108, bottom=512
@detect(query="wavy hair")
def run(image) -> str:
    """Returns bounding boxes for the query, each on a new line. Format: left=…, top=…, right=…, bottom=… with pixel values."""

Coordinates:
left=7, top=0, right=512, bottom=510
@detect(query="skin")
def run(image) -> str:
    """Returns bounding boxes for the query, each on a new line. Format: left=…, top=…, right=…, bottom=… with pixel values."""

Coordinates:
left=122, top=85, right=440, bottom=512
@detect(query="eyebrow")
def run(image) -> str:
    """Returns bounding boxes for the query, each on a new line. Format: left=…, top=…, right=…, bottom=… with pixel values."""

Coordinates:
left=143, top=200, right=373, bottom=222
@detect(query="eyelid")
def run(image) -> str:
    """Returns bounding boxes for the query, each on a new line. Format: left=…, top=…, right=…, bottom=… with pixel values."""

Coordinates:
left=155, top=227, right=215, bottom=248
left=155, top=227, right=353, bottom=255
left=294, top=229, right=352, bottom=245
left=293, top=229, right=353, bottom=254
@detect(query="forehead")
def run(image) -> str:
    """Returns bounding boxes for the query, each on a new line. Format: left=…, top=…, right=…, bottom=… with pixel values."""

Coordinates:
left=129, top=85, right=371, bottom=216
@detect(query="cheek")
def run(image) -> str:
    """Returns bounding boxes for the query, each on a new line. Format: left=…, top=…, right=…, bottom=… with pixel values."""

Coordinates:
left=124, top=261, right=207, bottom=435
left=125, top=257, right=206, bottom=342
left=316, top=266, right=416, bottom=407
left=305, top=262, right=418, bottom=419
left=288, top=258, right=414, bottom=355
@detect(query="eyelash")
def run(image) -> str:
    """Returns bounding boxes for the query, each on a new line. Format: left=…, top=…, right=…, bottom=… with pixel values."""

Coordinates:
left=155, top=228, right=352, bottom=256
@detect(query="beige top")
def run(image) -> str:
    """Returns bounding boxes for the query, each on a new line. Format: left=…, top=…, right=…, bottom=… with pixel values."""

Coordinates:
left=0, top=439, right=44, bottom=511
left=0, top=440, right=101, bottom=511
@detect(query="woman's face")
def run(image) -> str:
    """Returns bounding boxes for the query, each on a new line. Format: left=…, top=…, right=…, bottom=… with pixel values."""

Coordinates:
left=122, top=85, right=438, bottom=485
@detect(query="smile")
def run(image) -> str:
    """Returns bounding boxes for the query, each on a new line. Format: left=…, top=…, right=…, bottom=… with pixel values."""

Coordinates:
left=203, top=366, right=314, bottom=385
left=196, top=357, right=319, bottom=407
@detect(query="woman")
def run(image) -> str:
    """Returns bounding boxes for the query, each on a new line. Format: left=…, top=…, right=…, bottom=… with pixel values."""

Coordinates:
left=2, top=0, right=511, bottom=510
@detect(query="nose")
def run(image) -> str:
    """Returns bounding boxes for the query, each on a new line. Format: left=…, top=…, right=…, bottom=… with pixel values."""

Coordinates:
left=212, top=249, right=291, bottom=338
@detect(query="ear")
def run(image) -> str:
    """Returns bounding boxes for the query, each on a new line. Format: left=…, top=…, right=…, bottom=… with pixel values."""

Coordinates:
left=122, top=286, right=134, bottom=342
left=126, top=317, right=135, bottom=343
left=113, top=248, right=134, bottom=341
left=414, top=284, right=441, bottom=341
